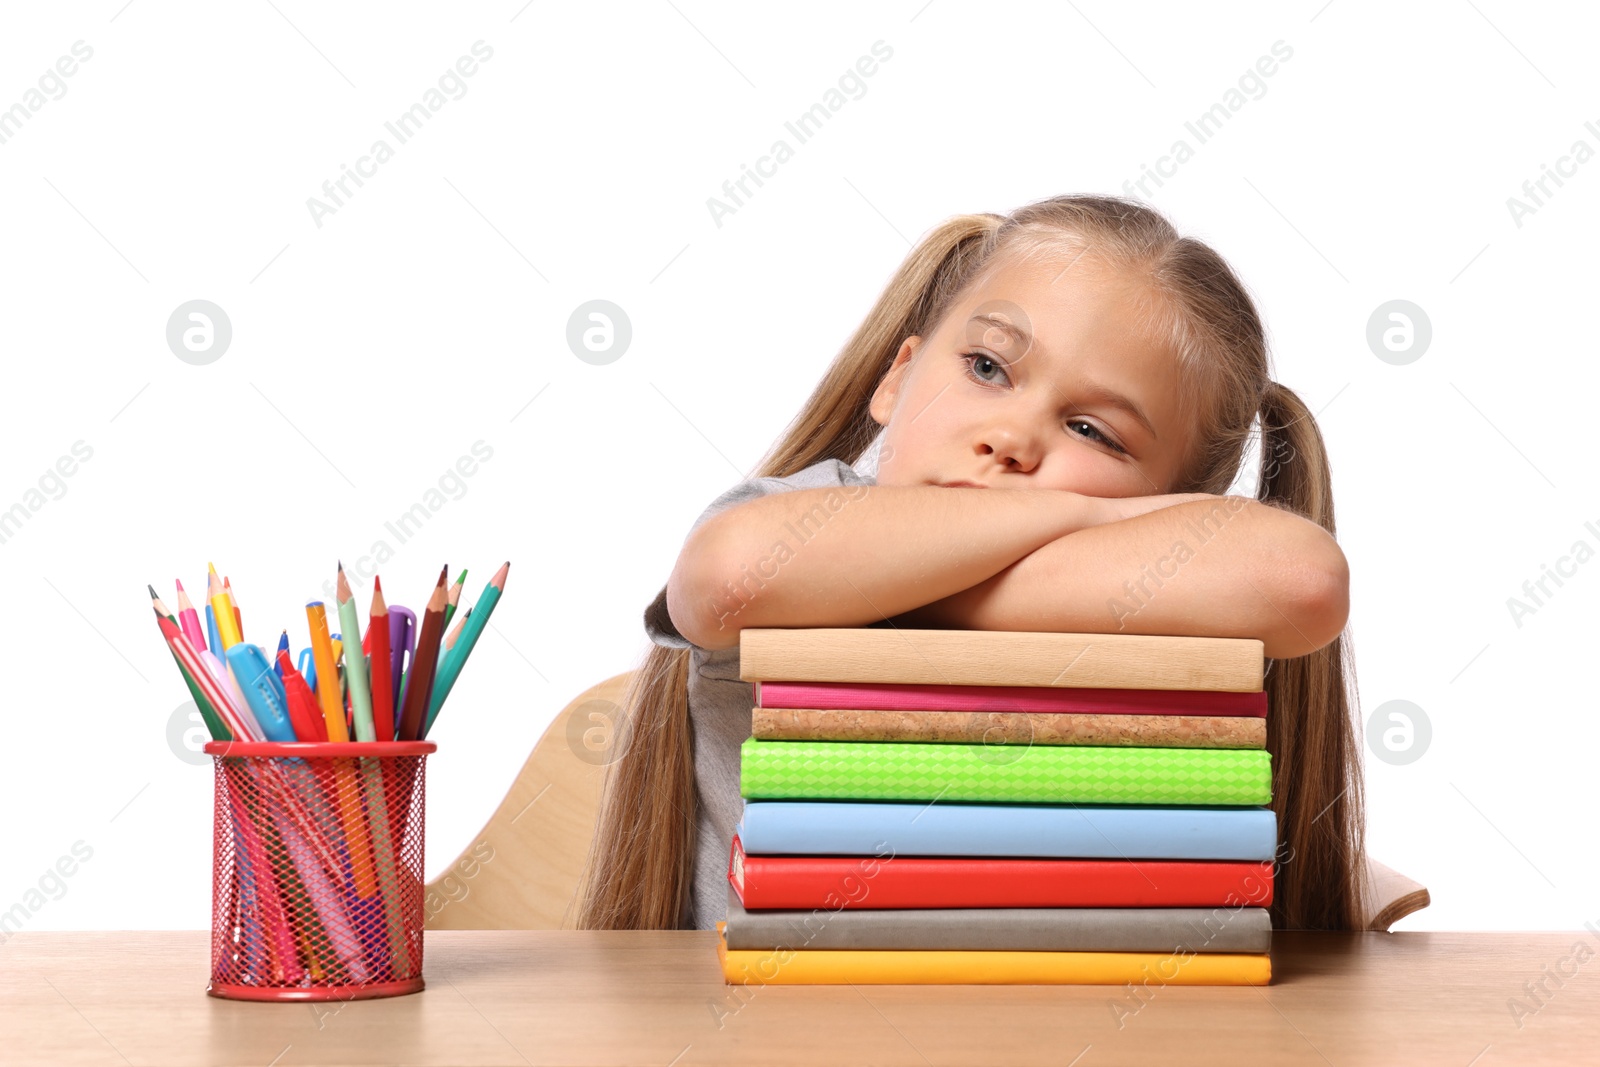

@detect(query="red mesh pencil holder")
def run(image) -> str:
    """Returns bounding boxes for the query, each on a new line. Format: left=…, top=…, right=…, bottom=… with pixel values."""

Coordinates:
left=204, top=740, right=436, bottom=1002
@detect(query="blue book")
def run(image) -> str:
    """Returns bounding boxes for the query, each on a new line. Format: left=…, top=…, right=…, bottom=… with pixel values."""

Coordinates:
left=735, top=800, right=1277, bottom=861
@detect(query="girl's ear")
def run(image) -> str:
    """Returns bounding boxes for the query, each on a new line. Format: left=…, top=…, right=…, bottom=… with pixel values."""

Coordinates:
left=869, top=336, right=921, bottom=426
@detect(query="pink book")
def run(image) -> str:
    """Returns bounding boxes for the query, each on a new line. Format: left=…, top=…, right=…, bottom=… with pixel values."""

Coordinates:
left=752, top=680, right=1266, bottom=718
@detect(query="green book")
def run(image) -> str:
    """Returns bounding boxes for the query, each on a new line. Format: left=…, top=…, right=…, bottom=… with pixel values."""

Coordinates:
left=739, top=738, right=1271, bottom=806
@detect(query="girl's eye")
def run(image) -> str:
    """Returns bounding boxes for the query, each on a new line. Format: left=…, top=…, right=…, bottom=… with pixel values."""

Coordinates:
left=1068, top=419, right=1127, bottom=455
left=961, top=351, right=1011, bottom=387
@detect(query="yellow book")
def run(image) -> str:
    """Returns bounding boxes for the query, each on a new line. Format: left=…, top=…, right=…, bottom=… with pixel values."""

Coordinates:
left=716, top=922, right=1271, bottom=986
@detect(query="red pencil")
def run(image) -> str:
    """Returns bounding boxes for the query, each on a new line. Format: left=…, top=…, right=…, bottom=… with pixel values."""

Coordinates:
left=368, top=576, right=396, bottom=743
left=395, top=566, right=447, bottom=742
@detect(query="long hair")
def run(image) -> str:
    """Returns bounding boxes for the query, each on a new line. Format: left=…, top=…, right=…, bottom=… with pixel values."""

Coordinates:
left=576, top=194, right=1366, bottom=931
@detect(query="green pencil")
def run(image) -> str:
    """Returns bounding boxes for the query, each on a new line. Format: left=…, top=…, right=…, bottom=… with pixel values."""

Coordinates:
left=423, top=561, right=507, bottom=737
left=335, top=562, right=377, bottom=742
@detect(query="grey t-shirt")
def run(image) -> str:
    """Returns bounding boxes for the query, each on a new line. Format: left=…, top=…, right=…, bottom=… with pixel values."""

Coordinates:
left=643, top=442, right=882, bottom=930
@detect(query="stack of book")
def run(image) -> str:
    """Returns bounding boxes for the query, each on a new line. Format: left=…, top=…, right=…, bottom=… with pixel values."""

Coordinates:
left=716, top=627, right=1276, bottom=986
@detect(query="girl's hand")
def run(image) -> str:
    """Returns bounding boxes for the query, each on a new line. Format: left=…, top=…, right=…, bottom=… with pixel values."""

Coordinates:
left=1077, top=491, right=1228, bottom=528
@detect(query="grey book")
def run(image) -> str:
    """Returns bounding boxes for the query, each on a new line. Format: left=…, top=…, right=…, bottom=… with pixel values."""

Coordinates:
left=723, top=884, right=1272, bottom=953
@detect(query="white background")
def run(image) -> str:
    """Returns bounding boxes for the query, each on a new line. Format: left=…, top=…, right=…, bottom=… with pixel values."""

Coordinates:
left=0, top=0, right=1593, bottom=937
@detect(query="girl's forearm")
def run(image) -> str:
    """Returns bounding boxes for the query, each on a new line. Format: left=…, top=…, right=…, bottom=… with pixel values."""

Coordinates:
left=891, top=497, right=1350, bottom=660
left=668, top=485, right=1090, bottom=651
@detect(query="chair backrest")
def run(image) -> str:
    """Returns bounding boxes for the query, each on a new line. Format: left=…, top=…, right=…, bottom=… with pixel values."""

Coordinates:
left=423, top=671, right=630, bottom=930
left=1358, top=855, right=1431, bottom=932
left=425, top=668, right=1431, bottom=932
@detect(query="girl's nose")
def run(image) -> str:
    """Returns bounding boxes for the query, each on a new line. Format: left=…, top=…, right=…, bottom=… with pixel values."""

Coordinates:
left=978, top=422, right=1043, bottom=474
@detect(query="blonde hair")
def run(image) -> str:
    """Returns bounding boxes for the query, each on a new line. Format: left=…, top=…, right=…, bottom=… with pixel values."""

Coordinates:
left=577, top=194, right=1366, bottom=931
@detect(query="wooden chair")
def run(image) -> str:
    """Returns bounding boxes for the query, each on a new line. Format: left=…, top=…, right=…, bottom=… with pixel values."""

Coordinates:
left=422, top=672, right=629, bottom=930
left=424, top=671, right=1431, bottom=932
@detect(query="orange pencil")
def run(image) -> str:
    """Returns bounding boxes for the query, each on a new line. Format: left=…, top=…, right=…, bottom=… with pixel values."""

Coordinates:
left=305, top=601, right=348, bottom=743
left=224, top=575, right=243, bottom=640
left=368, top=577, right=395, bottom=743
left=306, top=597, right=378, bottom=897
left=395, top=566, right=448, bottom=742
left=443, top=607, right=471, bottom=653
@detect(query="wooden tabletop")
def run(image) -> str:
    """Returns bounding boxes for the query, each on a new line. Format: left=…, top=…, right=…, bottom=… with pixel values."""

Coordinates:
left=1, top=930, right=1595, bottom=1065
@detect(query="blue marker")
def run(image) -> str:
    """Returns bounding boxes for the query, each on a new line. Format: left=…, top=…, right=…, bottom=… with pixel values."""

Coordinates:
left=224, top=643, right=296, bottom=742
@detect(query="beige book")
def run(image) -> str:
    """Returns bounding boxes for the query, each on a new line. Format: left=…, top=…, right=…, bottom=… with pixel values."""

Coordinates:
left=738, top=628, right=1263, bottom=691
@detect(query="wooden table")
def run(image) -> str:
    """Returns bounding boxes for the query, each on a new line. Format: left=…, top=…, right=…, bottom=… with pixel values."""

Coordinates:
left=1, top=930, right=1595, bottom=1065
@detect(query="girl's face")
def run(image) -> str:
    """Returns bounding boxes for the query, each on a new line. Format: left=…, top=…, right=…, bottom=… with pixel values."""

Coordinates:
left=868, top=251, right=1190, bottom=497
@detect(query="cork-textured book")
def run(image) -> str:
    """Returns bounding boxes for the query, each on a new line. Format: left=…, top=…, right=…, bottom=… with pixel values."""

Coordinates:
left=738, top=628, right=1264, bottom=691
left=750, top=707, right=1267, bottom=748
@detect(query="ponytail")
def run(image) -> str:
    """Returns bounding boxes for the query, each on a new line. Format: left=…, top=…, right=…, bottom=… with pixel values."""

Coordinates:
left=1256, top=380, right=1367, bottom=929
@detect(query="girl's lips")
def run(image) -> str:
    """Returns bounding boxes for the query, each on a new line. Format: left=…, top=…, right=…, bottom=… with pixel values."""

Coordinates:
left=936, top=481, right=987, bottom=488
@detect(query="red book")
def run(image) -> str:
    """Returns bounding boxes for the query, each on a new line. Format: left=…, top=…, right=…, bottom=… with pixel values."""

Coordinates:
left=752, top=681, right=1267, bottom=717
left=728, top=834, right=1274, bottom=910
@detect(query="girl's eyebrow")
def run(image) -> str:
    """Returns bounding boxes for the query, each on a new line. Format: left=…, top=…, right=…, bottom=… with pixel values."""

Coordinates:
left=1064, top=379, right=1159, bottom=442
left=967, top=313, right=1159, bottom=441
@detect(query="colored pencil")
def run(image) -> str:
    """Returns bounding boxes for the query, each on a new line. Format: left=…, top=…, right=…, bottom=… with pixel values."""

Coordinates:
left=425, top=562, right=508, bottom=737
left=443, top=606, right=471, bottom=653
left=367, top=577, right=396, bottom=744
left=174, top=579, right=207, bottom=654
left=205, top=603, right=221, bottom=661
left=209, top=563, right=243, bottom=650
left=443, top=568, right=466, bottom=630
left=336, top=563, right=376, bottom=743
left=396, top=566, right=448, bottom=742
left=331, top=636, right=346, bottom=703
left=305, top=602, right=348, bottom=744
left=224, top=575, right=243, bottom=640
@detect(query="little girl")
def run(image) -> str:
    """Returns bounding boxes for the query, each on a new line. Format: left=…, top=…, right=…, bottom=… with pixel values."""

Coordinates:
left=578, top=194, right=1365, bottom=933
